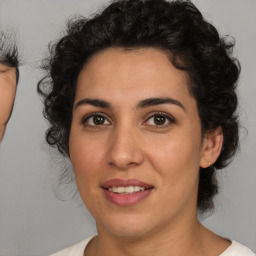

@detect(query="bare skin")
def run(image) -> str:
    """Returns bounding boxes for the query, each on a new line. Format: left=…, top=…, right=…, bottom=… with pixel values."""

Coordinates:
left=85, top=225, right=230, bottom=256
left=69, top=48, right=230, bottom=256
left=0, top=63, right=17, bottom=141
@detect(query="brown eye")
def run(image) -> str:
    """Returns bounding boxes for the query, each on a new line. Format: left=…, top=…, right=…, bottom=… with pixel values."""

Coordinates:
left=144, top=112, right=175, bottom=127
left=82, top=113, right=111, bottom=127
left=93, top=116, right=105, bottom=125
left=153, top=116, right=167, bottom=125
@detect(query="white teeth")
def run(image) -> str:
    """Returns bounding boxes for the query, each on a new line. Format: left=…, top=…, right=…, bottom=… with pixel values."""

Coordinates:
left=112, top=187, right=118, bottom=193
left=117, top=187, right=125, bottom=193
left=134, top=186, right=140, bottom=192
left=107, top=186, right=147, bottom=194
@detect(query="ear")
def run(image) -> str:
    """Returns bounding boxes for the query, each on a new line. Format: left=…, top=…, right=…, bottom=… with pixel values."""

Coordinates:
left=200, top=126, right=223, bottom=168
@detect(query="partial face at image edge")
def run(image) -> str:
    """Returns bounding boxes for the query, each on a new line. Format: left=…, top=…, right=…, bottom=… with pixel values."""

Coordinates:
left=0, top=64, right=18, bottom=141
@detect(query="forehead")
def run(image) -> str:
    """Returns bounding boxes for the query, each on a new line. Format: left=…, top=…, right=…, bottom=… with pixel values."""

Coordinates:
left=76, top=47, right=191, bottom=101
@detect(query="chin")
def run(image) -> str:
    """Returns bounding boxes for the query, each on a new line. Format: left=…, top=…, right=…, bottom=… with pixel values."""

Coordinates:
left=96, top=211, right=161, bottom=239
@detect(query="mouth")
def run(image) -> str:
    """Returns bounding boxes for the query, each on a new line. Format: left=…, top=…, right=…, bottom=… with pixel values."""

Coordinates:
left=101, top=179, right=154, bottom=206
left=105, top=185, right=148, bottom=194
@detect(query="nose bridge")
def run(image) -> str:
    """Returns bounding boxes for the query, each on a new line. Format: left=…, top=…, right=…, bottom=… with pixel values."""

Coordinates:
left=106, top=121, right=144, bottom=169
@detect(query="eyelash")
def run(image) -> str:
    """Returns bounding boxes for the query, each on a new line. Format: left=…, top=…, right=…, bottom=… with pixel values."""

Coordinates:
left=81, top=112, right=175, bottom=128
left=81, top=112, right=111, bottom=128
left=143, top=112, right=175, bottom=128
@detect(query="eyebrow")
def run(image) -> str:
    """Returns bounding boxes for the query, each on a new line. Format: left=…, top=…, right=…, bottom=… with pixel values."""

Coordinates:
left=137, top=97, right=185, bottom=111
left=75, top=97, right=185, bottom=111
left=75, top=98, right=111, bottom=109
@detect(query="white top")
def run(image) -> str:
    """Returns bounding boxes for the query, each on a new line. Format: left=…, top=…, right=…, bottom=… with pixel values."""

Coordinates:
left=49, top=236, right=255, bottom=256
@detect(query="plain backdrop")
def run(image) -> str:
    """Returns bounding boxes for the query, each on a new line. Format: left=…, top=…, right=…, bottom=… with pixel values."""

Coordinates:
left=0, top=0, right=255, bottom=255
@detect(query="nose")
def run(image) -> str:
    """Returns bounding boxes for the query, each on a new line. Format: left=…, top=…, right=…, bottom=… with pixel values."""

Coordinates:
left=106, top=125, right=145, bottom=170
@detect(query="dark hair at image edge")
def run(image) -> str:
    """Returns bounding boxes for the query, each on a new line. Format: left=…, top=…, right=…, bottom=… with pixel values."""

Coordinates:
left=38, top=0, right=240, bottom=212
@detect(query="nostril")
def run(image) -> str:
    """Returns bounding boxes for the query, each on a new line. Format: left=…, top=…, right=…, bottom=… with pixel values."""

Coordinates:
left=107, top=160, right=138, bottom=170
left=127, top=161, right=139, bottom=167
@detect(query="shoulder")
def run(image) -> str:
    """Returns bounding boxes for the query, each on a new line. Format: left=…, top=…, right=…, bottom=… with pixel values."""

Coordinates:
left=220, top=241, right=255, bottom=256
left=49, top=236, right=94, bottom=256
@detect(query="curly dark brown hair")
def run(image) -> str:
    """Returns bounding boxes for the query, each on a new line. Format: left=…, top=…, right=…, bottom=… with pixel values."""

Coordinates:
left=38, top=0, right=240, bottom=212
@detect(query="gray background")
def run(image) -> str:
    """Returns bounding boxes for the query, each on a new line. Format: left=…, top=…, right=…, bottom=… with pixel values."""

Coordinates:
left=0, top=0, right=255, bottom=255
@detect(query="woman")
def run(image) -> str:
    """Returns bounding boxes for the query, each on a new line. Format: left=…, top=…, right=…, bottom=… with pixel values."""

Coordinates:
left=38, top=0, right=255, bottom=255
left=0, top=31, right=19, bottom=142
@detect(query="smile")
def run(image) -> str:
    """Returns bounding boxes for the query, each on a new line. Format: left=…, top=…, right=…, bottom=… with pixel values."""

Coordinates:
left=107, top=186, right=146, bottom=194
left=101, top=179, right=154, bottom=206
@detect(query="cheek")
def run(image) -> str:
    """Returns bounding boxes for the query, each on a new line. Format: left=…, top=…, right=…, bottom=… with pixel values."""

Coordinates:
left=147, top=133, right=201, bottom=197
left=71, top=144, right=100, bottom=173
left=69, top=130, right=106, bottom=194
left=147, top=131, right=201, bottom=170
left=0, top=79, right=16, bottom=122
left=69, top=132, right=111, bottom=217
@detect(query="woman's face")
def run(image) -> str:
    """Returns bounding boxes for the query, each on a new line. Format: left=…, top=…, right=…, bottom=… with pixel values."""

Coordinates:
left=69, top=48, right=213, bottom=237
left=0, top=64, right=17, bottom=141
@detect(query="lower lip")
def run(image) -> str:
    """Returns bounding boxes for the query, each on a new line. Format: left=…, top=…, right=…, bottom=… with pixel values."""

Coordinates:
left=103, top=188, right=153, bottom=207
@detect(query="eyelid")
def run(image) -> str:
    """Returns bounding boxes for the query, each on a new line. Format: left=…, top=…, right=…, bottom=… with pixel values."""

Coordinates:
left=143, top=111, right=176, bottom=126
left=81, top=112, right=112, bottom=126
left=80, top=111, right=175, bottom=128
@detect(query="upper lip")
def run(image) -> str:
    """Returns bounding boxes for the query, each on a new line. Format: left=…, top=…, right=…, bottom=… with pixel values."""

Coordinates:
left=101, top=179, right=153, bottom=189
